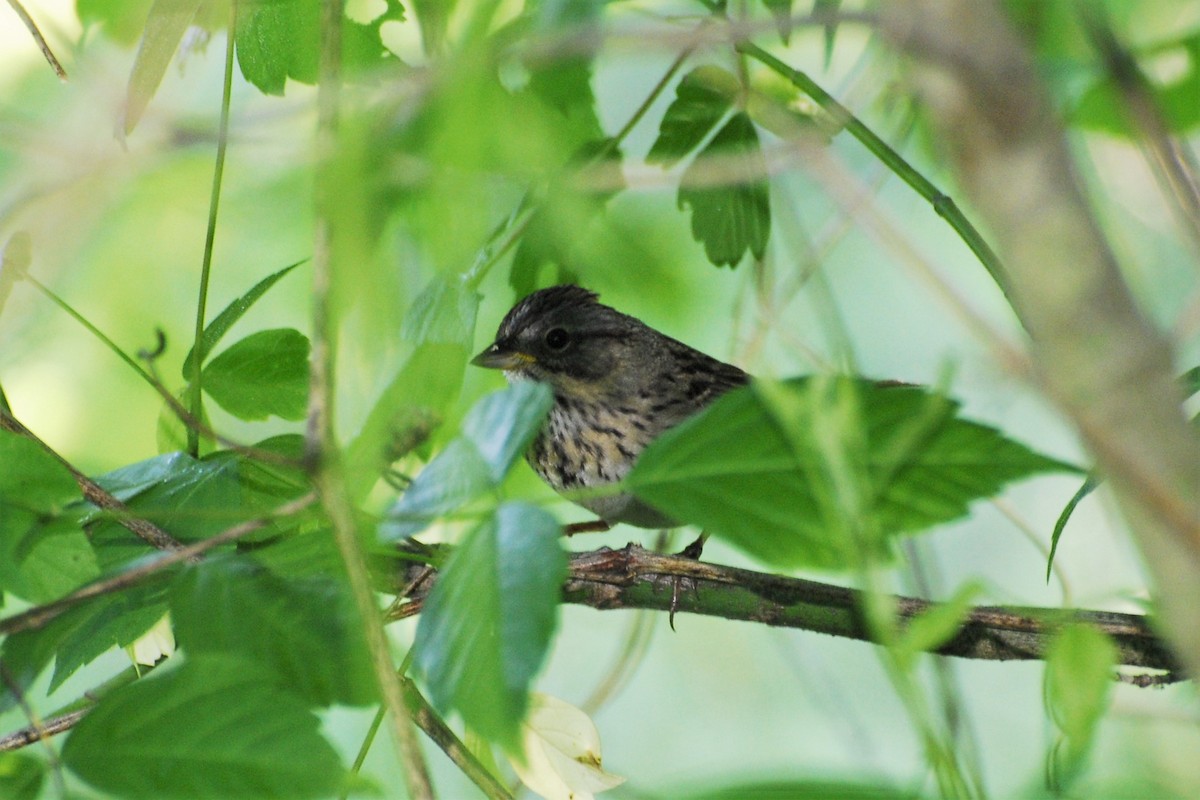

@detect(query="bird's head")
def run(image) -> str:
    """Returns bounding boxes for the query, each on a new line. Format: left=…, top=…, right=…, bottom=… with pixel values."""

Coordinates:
left=471, top=285, right=648, bottom=399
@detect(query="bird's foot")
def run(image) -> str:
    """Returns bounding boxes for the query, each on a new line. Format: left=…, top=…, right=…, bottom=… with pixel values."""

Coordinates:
left=667, top=533, right=708, bottom=631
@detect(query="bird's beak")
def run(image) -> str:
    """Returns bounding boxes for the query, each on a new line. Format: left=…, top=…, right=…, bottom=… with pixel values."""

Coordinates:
left=471, top=342, right=535, bottom=370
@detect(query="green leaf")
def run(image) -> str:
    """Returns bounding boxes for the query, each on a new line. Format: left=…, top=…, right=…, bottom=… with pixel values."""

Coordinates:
left=62, top=654, right=347, bottom=799
left=401, top=275, right=481, bottom=346
left=0, top=752, right=43, bottom=800
left=49, top=585, right=170, bottom=692
left=0, top=515, right=99, bottom=604
left=1071, top=35, right=1200, bottom=136
left=678, top=112, right=771, bottom=268
left=120, top=0, right=203, bottom=135
left=77, top=0, right=157, bottom=46
left=0, top=430, right=96, bottom=602
left=171, top=558, right=376, bottom=706
left=379, top=382, right=553, bottom=539
left=181, top=260, right=305, bottom=379
left=235, top=0, right=404, bottom=95
left=0, top=604, right=92, bottom=713
left=1044, top=624, right=1117, bottom=787
left=0, top=428, right=78, bottom=511
left=1047, top=474, right=1100, bottom=582
left=414, top=502, right=564, bottom=751
left=762, top=0, right=794, bottom=43
left=90, top=452, right=244, bottom=569
left=627, top=377, right=1079, bottom=570
left=379, top=437, right=493, bottom=540
left=462, top=381, right=554, bottom=482
left=202, top=328, right=310, bottom=421
left=814, top=0, right=842, bottom=65
left=648, top=65, right=739, bottom=167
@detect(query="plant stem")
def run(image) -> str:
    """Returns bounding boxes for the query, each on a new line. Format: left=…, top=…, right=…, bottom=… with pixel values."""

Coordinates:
left=307, top=2, right=434, bottom=797
left=735, top=41, right=1009, bottom=298
left=187, top=0, right=238, bottom=456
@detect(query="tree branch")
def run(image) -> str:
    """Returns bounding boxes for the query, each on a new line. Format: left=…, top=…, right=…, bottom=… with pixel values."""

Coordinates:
left=393, top=544, right=1183, bottom=680
left=880, top=0, right=1200, bottom=678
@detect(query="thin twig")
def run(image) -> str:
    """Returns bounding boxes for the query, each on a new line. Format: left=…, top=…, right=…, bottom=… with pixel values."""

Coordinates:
left=402, top=677, right=514, bottom=800
left=0, top=493, right=317, bottom=637
left=307, top=1, right=433, bottom=796
left=5, top=0, right=67, bottom=80
left=0, top=407, right=186, bottom=553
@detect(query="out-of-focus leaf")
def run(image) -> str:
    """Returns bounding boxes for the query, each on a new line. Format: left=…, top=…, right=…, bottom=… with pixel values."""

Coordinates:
left=814, top=0, right=842, bottom=65
left=379, top=382, right=553, bottom=539
left=77, top=0, right=157, bottom=46
left=121, top=0, right=203, bottom=135
left=462, top=382, right=554, bottom=483
left=762, top=0, right=794, bottom=43
left=181, top=260, right=305, bottom=378
left=202, top=328, right=310, bottom=421
left=1071, top=35, right=1200, bottom=136
left=0, top=604, right=91, bottom=714
left=0, top=428, right=78, bottom=511
left=1044, top=624, right=1117, bottom=789
left=627, top=377, right=1080, bottom=570
left=378, top=437, right=492, bottom=540
left=171, top=558, right=376, bottom=706
left=62, top=654, right=347, bottom=799
left=671, top=780, right=922, bottom=799
left=414, top=502, right=564, bottom=752
left=678, top=112, right=770, bottom=268
left=0, top=231, right=31, bottom=316
left=235, top=0, right=404, bottom=95
left=509, top=693, right=625, bottom=800
left=647, top=65, right=739, bottom=167
left=401, top=275, right=481, bottom=346
left=0, top=752, right=43, bottom=800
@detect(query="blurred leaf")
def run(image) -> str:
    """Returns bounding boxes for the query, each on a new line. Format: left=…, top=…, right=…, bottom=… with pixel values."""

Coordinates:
left=49, top=585, right=170, bottom=691
left=1044, top=624, right=1117, bottom=788
left=401, top=275, right=481, bottom=345
left=648, top=65, right=739, bottom=167
left=414, top=502, right=564, bottom=751
left=678, top=112, right=770, bottom=268
left=1047, top=474, right=1100, bottom=582
left=181, top=260, right=305, bottom=378
left=627, top=378, right=1079, bottom=570
left=462, top=382, right=554, bottom=483
left=202, top=328, right=310, bottom=421
left=62, top=654, right=347, bottom=799
left=344, top=343, right=464, bottom=500
left=762, top=0, right=794, bottom=43
left=379, top=437, right=492, bottom=540
left=410, top=0, right=455, bottom=55
left=525, top=56, right=604, bottom=149
left=510, top=693, right=625, bottom=800
left=894, top=581, right=983, bottom=669
left=814, top=0, right=841, bottom=65
left=235, top=0, right=404, bottom=95
left=171, top=558, right=376, bottom=706
left=121, top=0, right=203, bottom=136
left=0, top=752, right=43, bottom=800
left=77, top=0, right=157, bottom=46
left=0, top=604, right=92, bottom=714
left=379, top=382, right=554, bottom=539
left=0, top=231, right=31, bottom=317
left=1071, top=35, right=1200, bottom=136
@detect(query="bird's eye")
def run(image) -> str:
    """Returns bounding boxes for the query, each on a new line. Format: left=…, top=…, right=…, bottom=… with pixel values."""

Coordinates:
left=544, top=327, right=570, bottom=350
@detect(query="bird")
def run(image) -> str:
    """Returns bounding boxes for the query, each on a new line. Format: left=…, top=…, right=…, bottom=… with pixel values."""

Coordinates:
left=471, top=284, right=749, bottom=562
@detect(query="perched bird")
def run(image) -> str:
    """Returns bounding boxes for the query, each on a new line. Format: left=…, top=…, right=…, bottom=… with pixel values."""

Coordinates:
left=471, top=285, right=748, bottom=541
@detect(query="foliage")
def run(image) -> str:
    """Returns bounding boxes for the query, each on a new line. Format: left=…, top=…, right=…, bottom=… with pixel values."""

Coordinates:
left=0, top=1, right=1197, bottom=799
